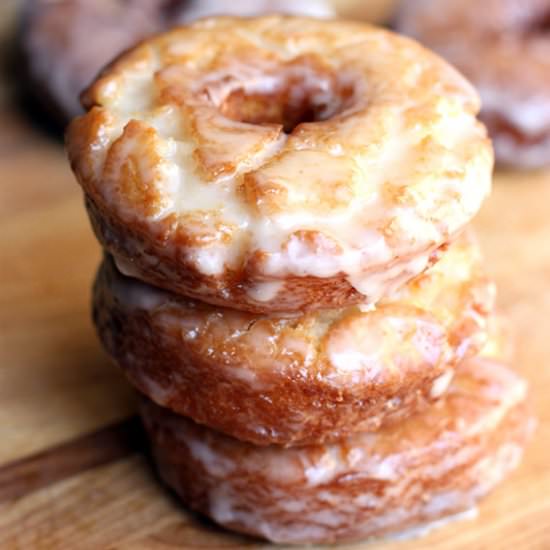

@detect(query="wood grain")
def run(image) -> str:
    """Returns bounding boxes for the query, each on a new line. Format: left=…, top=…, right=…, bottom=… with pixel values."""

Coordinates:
left=0, top=13, right=549, bottom=547
left=0, top=416, right=142, bottom=503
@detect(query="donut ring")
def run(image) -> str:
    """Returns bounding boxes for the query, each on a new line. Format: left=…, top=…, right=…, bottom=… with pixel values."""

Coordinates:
left=21, top=1, right=333, bottom=125
left=93, top=233, right=495, bottom=446
left=67, top=16, right=493, bottom=313
left=140, top=355, right=534, bottom=544
left=396, top=0, right=550, bottom=168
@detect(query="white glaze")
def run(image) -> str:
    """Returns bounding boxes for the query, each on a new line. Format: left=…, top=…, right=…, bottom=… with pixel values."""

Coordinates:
left=430, top=369, right=454, bottom=399
left=137, top=374, right=173, bottom=405
left=110, top=263, right=170, bottom=311
left=186, top=439, right=236, bottom=477
left=71, top=17, right=492, bottom=304
left=146, top=356, right=530, bottom=544
left=388, top=507, right=478, bottom=541
left=102, top=233, right=492, bottom=427
left=480, top=86, right=550, bottom=136
left=245, top=280, right=285, bottom=303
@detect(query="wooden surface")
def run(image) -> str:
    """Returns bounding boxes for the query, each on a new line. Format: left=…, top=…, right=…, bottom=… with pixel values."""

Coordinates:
left=1, top=16, right=550, bottom=550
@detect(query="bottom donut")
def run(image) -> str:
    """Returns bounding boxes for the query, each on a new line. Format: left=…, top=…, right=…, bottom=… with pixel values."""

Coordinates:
left=139, top=356, right=534, bottom=545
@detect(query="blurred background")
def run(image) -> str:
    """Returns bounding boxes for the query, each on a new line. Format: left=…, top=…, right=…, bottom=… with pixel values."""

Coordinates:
left=4, top=0, right=399, bottom=130
left=0, top=1, right=549, bottom=548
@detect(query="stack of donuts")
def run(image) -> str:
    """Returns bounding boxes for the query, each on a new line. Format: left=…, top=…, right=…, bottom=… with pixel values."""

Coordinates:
left=66, top=16, right=534, bottom=545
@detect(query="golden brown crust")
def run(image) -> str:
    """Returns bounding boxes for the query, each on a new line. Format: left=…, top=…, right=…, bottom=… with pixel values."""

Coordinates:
left=396, top=0, right=550, bottom=168
left=93, top=234, right=495, bottom=446
left=68, top=16, right=492, bottom=312
left=84, top=194, right=362, bottom=311
left=140, top=356, right=534, bottom=544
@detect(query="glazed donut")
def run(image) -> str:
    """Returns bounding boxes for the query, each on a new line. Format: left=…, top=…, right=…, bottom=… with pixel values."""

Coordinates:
left=396, top=0, right=550, bottom=168
left=67, top=16, right=493, bottom=313
left=140, top=355, right=534, bottom=544
left=93, top=233, right=495, bottom=446
left=21, top=0, right=333, bottom=124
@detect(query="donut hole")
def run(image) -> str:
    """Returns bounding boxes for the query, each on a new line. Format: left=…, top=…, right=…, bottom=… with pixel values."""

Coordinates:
left=217, top=63, right=359, bottom=133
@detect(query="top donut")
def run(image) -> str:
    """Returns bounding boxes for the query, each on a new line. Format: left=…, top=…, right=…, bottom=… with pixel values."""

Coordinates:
left=67, top=16, right=493, bottom=313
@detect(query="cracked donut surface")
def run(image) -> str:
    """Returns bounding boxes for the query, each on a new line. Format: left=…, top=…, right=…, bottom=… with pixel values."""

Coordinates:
left=67, top=15, right=493, bottom=313
left=93, top=232, right=495, bottom=446
left=140, top=354, right=534, bottom=544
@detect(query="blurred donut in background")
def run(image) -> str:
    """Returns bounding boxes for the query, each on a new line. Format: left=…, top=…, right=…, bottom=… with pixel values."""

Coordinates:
left=177, top=0, right=333, bottom=22
left=396, top=0, right=550, bottom=169
left=19, top=0, right=334, bottom=126
left=330, top=0, right=398, bottom=24
left=0, top=1, right=19, bottom=103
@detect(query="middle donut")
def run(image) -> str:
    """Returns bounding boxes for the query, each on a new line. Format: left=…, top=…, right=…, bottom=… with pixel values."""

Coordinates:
left=93, top=232, right=495, bottom=446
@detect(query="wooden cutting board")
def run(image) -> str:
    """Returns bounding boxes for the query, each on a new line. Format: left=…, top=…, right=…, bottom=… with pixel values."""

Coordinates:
left=1, top=45, right=549, bottom=550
